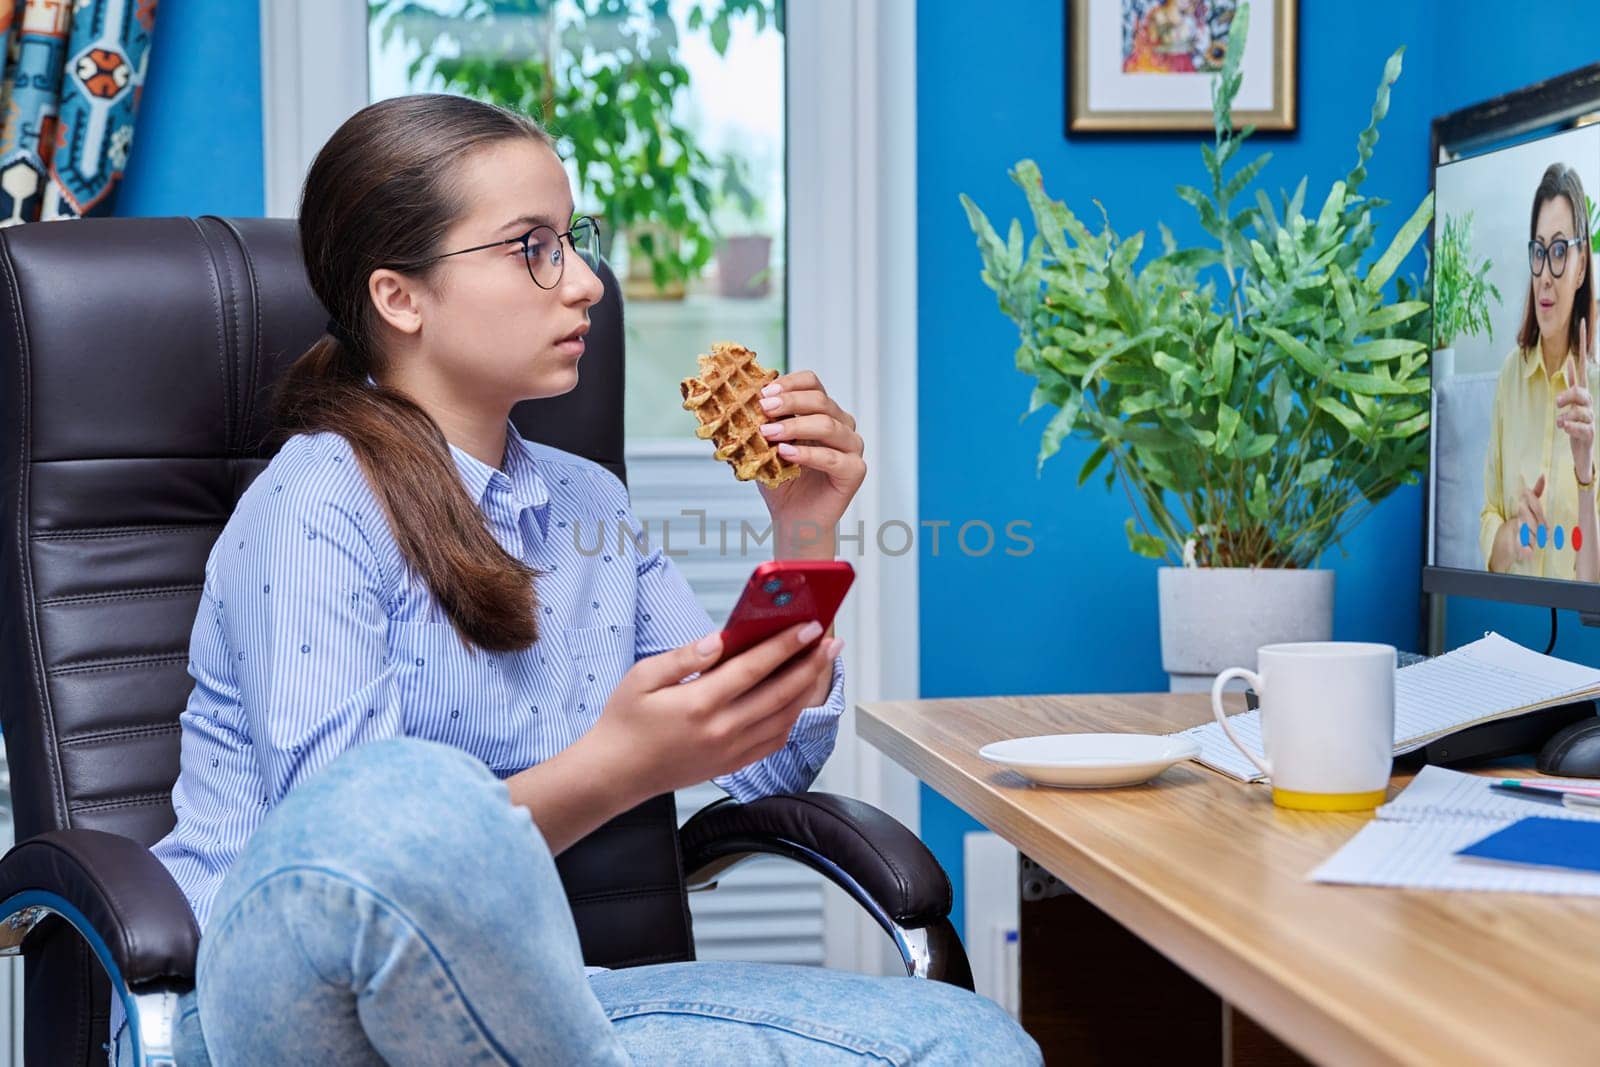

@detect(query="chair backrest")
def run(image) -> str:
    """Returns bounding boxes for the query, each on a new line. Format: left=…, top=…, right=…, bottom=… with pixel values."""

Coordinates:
left=0, top=217, right=691, bottom=1065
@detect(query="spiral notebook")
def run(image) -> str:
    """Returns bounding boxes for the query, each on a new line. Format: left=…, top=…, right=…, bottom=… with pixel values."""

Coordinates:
left=1177, top=633, right=1600, bottom=783
left=1309, top=765, right=1600, bottom=894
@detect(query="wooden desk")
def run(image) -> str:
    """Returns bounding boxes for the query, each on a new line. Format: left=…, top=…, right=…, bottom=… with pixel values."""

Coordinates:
left=857, top=692, right=1600, bottom=1066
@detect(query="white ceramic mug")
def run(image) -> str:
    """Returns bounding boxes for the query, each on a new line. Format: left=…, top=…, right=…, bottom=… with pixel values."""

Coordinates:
left=1210, top=642, right=1396, bottom=811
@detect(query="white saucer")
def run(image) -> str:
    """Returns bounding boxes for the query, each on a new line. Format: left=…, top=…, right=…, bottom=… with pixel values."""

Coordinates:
left=977, top=733, right=1202, bottom=788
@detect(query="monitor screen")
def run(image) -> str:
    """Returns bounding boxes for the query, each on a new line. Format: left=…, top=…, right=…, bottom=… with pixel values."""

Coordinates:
left=1426, top=122, right=1600, bottom=611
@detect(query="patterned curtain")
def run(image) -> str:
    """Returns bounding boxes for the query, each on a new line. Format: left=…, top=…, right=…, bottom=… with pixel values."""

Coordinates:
left=0, top=0, right=156, bottom=227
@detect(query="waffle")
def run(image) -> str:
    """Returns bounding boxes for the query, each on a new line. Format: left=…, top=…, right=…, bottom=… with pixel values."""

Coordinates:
left=680, top=342, right=803, bottom=489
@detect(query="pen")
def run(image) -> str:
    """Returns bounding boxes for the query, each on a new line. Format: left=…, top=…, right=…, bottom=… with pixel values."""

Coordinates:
left=1495, top=779, right=1600, bottom=799
left=1563, top=793, right=1600, bottom=812
left=1490, top=782, right=1568, bottom=806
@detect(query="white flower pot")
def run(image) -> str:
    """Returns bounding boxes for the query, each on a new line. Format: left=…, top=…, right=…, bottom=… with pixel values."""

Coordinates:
left=1157, top=566, right=1336, bottom=692
left=1433, top=346, right=1455, bottom=378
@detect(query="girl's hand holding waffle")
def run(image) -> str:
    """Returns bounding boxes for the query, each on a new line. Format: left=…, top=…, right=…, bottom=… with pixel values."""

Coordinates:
left=753, top=368, right=867, bottom=558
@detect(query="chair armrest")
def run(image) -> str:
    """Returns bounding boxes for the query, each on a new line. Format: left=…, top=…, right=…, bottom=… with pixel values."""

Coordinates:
left=0, top=828, right=198, bottom=992
left=680, top=792, right=971, bottom=987
left=682, top=789, right=956, bottom=925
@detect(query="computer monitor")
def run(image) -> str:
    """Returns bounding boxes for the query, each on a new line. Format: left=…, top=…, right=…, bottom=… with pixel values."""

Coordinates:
left=1424, top=76, right=1600, bottom=618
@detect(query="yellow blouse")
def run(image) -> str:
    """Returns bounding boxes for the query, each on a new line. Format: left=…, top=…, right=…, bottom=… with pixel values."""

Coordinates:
left=1479, top=346, right=1600, bottom=577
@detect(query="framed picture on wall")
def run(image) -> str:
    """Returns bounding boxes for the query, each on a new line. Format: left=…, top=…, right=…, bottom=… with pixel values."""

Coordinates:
left=1067, top=0, right=1298, bottom=133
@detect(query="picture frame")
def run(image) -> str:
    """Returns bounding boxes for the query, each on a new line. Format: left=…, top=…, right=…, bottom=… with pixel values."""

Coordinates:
left=1066, top=0, right=1298, bottom=134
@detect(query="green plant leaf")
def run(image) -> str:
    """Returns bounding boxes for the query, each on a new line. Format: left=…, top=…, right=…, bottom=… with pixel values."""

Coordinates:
left=1125, top=516, right=1169, bottom=560
left=1078, top=442, right=1110, bottom=486
left=1316, top=396, right=1367, bottom=435
left=1298, top=458, right=1333, bottom=487
left=1343, top=337, right=1427, bottom=362
left=1035, top=397, right=1080, bottom=474
left=1360, top=300, right=1429, bottom=333
left=1210, top=328, right=1236, bottom=397
left=1365, top=190, right=1434, bottom=296
left=1214, top=403, right=1241, bottom=453
left=1259, top=326, right=1329, bottom=376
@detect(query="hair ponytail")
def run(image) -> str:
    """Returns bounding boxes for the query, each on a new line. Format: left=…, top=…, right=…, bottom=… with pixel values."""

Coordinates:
left=278, top=94, right=555, bottom=652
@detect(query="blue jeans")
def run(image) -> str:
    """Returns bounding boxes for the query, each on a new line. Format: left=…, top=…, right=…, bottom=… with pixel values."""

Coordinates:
left=114, top=737, right=1041, bottom=1065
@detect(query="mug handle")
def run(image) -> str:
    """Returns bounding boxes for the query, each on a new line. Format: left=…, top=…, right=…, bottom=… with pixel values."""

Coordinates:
left=1211, top=667, right=1272, bottom=779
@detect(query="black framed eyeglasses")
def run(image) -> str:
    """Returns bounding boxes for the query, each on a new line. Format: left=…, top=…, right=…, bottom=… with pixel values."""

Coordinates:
left=1529, top=235, right=1586, bottom=278
left=426, top=215, right=601, bottom=290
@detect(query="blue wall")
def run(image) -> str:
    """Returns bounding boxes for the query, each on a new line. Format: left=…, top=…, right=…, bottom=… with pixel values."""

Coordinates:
left=117, top=0, right=263, bottom=218
left=917, top=0, right=1598, bottom=938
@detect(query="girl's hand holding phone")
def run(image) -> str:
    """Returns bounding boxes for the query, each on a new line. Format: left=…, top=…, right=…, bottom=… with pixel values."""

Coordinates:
left=591, top=622, right=842, bottom=798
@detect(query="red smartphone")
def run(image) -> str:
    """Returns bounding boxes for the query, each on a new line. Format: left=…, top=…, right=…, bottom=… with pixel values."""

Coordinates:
left=718, top=560, right=855, bottom=659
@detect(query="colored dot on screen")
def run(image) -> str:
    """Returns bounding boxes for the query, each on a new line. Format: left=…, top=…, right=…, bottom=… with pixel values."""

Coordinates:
left=1538, top=525, right=1548, bottom=548
left=1522, top=523, right=1531, bottom=547
left=1556, top=526, right=1566, bottom=551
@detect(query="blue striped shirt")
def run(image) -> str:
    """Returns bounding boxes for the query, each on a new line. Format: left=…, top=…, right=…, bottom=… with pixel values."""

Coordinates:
left=148, top=426, right=846, bottom=934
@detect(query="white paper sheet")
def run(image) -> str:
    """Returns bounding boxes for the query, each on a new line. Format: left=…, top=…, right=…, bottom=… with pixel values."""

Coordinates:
left=1310, top=766, right=1600, bottom=895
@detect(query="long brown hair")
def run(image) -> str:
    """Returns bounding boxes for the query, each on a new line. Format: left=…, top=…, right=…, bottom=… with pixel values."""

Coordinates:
left=274, top=93, right=552, bottom=652
left=1517, top=162, right=1595, bottom=357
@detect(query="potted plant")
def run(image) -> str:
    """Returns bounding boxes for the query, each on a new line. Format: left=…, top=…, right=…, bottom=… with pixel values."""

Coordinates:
left=961, top=3, right=1434, bottom=690
left=714, top=150, right=772, bottom=299
left=370, top=0, right=778, bottom=299
left=1431, top=209, right=1500, bottom=377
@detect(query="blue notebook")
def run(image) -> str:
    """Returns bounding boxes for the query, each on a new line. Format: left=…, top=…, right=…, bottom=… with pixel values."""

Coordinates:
left=1456, top=817, right=1600, bottom=875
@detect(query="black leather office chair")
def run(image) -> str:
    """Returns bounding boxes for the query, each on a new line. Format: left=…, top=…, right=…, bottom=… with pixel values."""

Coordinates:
left=0, top=217, right=970, bottom=1066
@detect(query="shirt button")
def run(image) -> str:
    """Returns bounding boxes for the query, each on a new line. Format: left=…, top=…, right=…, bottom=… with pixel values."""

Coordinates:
left=558, top=521, right=567, bottom=528
left=643, top=614, right=652, bottom=623
left=578, top=703, right=586, bottom=711
left=592, top=601, right=600, bottom=608
left=263, top=584, right=270, bottom=594
left=451, top=710, right=460, bottom=719
left=415, top=657, right=425, bottom=667
left=300, top=644, right=310, bottom=654
left=608, top=624, right=618, bottom=633
left=603, top=555, right=612, bottom=562
left=544, top=607, right=553, bottom=615
left=367, top=708, right=375, bottom=718
left=587, top=673, right=595, bottom=682
left=531, top=705, right=539, bottom=714
left=211, top=758, right=219, bottom=767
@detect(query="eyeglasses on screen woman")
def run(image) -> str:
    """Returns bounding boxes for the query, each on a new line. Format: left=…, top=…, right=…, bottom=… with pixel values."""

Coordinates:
left=1529, top=235, right=1587, bottom=278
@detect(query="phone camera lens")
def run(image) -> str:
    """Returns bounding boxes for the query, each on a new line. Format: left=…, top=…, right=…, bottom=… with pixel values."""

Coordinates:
left=773, top=591, right=793, bottom=607
left=762, top=578, right=783, bottom=593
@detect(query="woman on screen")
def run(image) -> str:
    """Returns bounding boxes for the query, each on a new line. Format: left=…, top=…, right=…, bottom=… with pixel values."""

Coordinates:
left=1481, top=162, right=1600, bottom=580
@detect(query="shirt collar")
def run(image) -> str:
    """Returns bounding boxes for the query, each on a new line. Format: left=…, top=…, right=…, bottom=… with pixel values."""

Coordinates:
left=1521, top=345, right=1578, bottom=385
left=445, top=420, right=550, bottom=513
left=1522, top=347, right=1544, bottom=381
